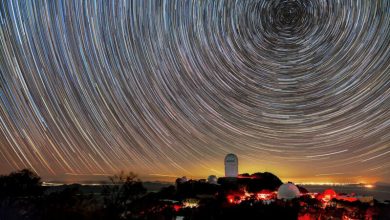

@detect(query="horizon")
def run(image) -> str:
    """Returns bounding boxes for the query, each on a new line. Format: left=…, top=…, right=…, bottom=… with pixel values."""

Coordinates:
left=24, top=169, right=386, bottom=185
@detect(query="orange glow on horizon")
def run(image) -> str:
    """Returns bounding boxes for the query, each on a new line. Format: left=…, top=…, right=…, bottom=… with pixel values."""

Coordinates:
left=364, top=184, right=374, bottom=188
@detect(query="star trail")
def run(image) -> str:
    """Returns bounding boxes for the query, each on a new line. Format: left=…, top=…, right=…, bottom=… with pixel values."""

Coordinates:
left=0, top=0, right=389, bottom=183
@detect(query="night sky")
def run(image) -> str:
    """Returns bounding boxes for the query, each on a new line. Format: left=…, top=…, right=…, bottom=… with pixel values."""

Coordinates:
left=0, top=0, right=389, bottom=183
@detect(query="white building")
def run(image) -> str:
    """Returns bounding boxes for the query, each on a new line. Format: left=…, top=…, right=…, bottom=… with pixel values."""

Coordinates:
left=207, top=175, right=218, bottom=184
left=224, top=154, right=238, bottom=177
left=277, top=183, right=300, bottom=200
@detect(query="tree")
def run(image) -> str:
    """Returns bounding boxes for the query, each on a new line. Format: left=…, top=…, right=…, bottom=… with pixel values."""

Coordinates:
left=0, top=169, right=43, bottom=219
left=0, top=169, right=43, bottom=198
left=102, top=171, right=146, bottom=219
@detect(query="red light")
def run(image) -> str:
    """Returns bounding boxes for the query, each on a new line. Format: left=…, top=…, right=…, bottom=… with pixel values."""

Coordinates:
left=298, top=213, right=313, bottom=220
left=227, top=195, right=234, bottom=203
left=227, top=195, right=242, bottom=204
left=173, top=204, right=181, bottom=212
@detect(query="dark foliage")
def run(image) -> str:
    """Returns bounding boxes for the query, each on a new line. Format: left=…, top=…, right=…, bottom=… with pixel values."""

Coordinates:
left=217, top=172, right=283, bottom=193
left=0, top=169, right=43, bottom=220
left=176, top=180, right=218, bottom=199
left=0, top=169, right=43, bottom=198
left=101, top=171, right=147, bottom=219
left=0, top=169, right=389, bottom=220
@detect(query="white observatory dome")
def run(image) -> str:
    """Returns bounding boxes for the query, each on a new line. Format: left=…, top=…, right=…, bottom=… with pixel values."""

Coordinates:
left=277, top=183, right=300, bottom=200
left=207, top=175, right=218, bottom=184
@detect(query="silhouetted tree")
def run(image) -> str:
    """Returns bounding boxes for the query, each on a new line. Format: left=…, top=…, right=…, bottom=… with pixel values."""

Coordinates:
left=248, top=172, right=283, bottom=191
left=0, top=169, right=43, bottom=220
left=157, top=185, right=176, bottom=200
left=102, top=171, right=146, bottom=219
left=176, top=180, right=219, bottom=199
left=0, top=169, right=43, bottom=198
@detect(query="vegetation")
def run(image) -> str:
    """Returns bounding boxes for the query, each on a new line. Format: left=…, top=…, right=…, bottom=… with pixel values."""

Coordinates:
left=0, top=169, right=43, bottom=198
left=102, top=171, right=146, bottom=219
left=0, top=169, right=389, bottom=220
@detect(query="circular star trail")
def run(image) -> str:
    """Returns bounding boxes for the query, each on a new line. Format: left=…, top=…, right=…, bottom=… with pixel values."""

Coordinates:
left=0, top=0, right=389, bottom=182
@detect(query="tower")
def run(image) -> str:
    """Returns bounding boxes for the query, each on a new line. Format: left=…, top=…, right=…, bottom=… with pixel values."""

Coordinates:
left=224, top=154, right=238, bottom=177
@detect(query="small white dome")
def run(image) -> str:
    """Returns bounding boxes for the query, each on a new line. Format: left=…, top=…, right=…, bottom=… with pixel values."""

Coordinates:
left=277, top=183, right=300, bottom=200
left=207, top=175, right=218, bottom=184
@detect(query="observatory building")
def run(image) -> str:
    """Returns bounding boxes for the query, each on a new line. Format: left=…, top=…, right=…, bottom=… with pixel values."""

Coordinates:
left=207, top=175, right=218, bottom=184
left=277, top=183, right=300, bottom=200
left=224, top=154, right=238, bottom=177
